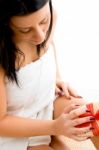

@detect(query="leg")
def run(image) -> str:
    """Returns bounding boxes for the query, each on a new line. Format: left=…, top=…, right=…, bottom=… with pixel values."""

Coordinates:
left=50, top=95, right=85, bottom=150
left=53, top=95, right=84, bottom=118
left=51, top=96, right=97, bottom=150
left=50, top=135, right=71, bottom=150
left=91, top=137, right=99, bottom=150
left=27, top=145, right=54, bottom=150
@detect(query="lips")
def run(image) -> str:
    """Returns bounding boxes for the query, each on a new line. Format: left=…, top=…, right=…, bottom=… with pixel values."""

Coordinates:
left=24, top=38, right=44, bottom=45
left=30, top=39, right=44, bottom=45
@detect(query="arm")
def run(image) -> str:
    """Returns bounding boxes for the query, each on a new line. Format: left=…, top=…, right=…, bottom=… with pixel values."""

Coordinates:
left=0, top=67, right=93, bottom=140
left=52, top=36, right=81, bottom=98
left=0, top=116, right=54, bottom=137
left=0, top=66, right=54, bottom=137
left=46, top=6, right=81, bottom=98
left=45, top=8, right=66, bottom=97
left=0, top=10, right=58, bottom=138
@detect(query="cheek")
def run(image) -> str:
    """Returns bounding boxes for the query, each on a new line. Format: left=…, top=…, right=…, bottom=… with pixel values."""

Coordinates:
left=17, top=32, right=33, bottom=40
left=11, top=29, right=31, bottom=39
left=41, top=24, right=49, bottom=34
left=42, top=19, right=51, bottom=33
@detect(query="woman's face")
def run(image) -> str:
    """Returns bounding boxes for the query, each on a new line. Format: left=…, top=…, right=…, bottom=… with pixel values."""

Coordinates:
left=9, top=2, right=50, bottom=46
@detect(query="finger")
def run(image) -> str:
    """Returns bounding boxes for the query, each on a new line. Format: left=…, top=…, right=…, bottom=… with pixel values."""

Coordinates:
left=62, top=88, right=71, bottom=99
left=55, top=86, right=65, bottom=97
left=77, top=131, right=93, bottom=138
left=69, top=105, right=88, bottom=119
left=68, top=85, right=80, bottom=97
left=55, top=86, right=61, bottom=93
left=71, top=135, right=90, bottom=141
left=71, top=116, right=95, bottom=126
left=73, top=126, right=91, bottom=134
left=72, top=126, right=92, bottom=135
left=60, top=83, right=71, bottom=99
left=63, top=104, right=80, bottom=114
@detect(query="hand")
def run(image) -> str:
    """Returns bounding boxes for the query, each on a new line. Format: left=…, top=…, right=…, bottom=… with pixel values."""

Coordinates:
left=53, top=104, right=94, bottom=141
left=55, top=80, right=82, bottom=99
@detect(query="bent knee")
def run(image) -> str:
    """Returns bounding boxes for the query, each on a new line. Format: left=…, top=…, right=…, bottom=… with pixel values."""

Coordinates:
left=53, top=95, right=86, bottom=118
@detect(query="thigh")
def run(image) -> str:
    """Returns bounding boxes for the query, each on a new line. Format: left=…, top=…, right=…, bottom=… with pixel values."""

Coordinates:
left=50, top=136, right=71, bottom=150
left=27, top=145, right=54, bottom=150
left=53, top=95, right=86, bottom=119
left=91, top=136, right=99, bottom=150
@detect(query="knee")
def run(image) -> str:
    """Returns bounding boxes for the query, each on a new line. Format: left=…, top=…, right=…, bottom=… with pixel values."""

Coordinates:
left=69, top=96, right=86, bottom=105
left=54, top=95, right=86, bottom=110
left=53, top=95, right=86, bottom=118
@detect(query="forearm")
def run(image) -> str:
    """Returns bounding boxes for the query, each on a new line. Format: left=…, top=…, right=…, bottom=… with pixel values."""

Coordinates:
left=0, top=115, right=54, bottom=137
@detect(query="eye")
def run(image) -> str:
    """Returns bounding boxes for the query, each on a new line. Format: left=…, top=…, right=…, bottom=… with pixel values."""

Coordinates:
left=19, top=28, right=31, bottom=34
left=40, top=18, right=48, bottom=25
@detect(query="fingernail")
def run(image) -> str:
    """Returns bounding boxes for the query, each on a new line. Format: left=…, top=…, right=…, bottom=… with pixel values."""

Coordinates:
left=75, top=104, right=80, bottom=106
left=76, top=96, right=83, bottom=98
left=58, top=92, right=62, bottom=96
left=90, top=117, right=95, bottom=121
left=87, top=137, right=91, bottom=139
left=59, top=87, right=63, bottom=91
left=86, top=110, right=91, bottom=113
left=90, top=127, right=94, bottom=130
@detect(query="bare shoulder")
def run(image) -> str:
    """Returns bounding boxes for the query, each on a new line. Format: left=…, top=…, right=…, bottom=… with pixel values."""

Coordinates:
left=0, top=66, right=7, bottom=119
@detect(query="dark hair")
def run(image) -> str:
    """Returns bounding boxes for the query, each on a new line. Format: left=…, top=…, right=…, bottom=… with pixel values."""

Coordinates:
left=0, top=0, right=53, bottom=84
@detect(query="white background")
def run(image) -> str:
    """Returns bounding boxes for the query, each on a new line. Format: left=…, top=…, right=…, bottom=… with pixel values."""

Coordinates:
left=53, top=0, right=99, bottom=102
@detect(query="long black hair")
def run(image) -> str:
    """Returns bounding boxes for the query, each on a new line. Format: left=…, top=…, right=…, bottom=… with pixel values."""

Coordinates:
left=0, top=0, right=53, bottom=84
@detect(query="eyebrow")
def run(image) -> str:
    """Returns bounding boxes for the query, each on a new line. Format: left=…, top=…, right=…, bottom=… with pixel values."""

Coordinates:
left=12, top=15, right=48, bottom=30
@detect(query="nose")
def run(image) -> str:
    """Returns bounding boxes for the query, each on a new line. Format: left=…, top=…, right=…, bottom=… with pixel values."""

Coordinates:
left=33, top=26, right=46, bottom=43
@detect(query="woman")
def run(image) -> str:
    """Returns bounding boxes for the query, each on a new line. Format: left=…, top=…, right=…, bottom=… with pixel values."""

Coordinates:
left=0, top=0, right=95, bottom=150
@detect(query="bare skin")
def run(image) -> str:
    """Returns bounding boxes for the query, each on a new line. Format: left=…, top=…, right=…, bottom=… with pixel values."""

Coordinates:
left=27, top=145, right=54, bottom=150
left=51, top=96, right=99, bottom=150
left=0, top=1, right=98, bottom=150
left=27, top=96, right=89, bottom=150
left=50, top=96, right=85, bottom=150
left=91, top=137, right=99, bottom=150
